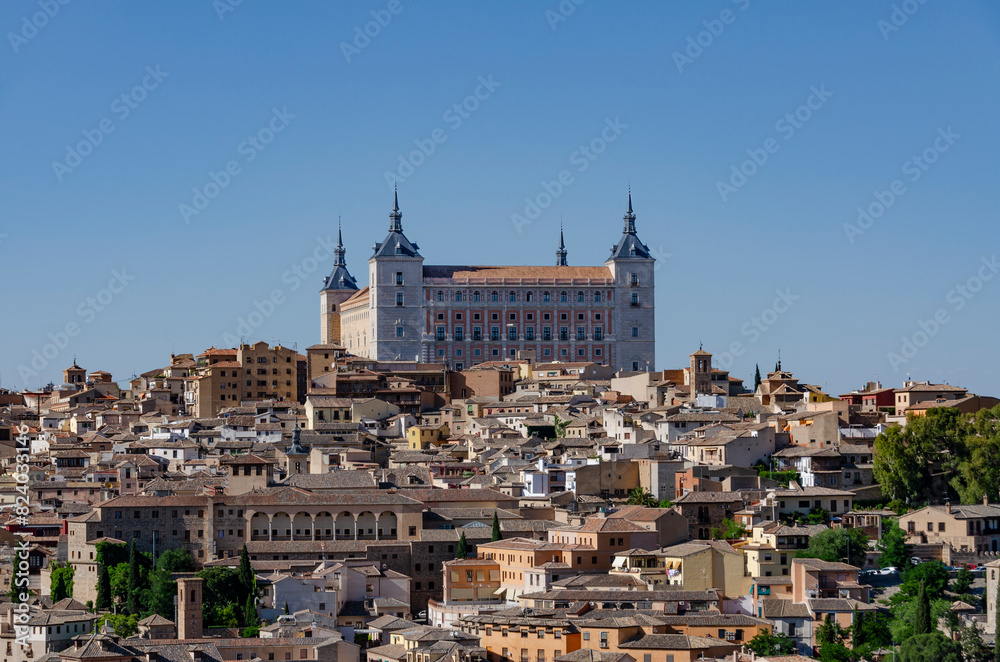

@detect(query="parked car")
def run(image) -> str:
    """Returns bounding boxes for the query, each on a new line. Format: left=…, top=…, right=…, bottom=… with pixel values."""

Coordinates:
left=881, top=566, right=899, bottom=575
left=910, top=557, right=924, bottom=565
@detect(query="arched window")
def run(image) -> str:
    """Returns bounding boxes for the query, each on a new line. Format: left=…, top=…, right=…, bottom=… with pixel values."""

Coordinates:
left=594, top=291, right=601, bottom=303
left=577, top=291, right=585, bottom=302
left=543, top=291, right=550, bottom=302
left=437, top=291, right=444, bottom=302
left=526, top=292, right=533, bottom=302
left=508, top=291, right=516, bottom=302
left=560, top=291, right=567, bottom=302
left=491, top=291, right=499, bottom=302
left=473, top=291, right=481, bottom=302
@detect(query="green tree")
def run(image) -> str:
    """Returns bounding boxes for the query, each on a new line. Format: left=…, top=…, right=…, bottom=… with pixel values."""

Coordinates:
left=656, top=499, right=673, bottom=508
left=890, top=596, right=951, bottom=642
left=242, top=626, right=260, bottom=638
left=146, top=569, right=177, bottom=620
left=156, top=548, right=194, bottom=573
left=491, top=511, right=502, bottom=542
left=207, top=603, right=239, bottom=628
left=912, top=581, right=932, bottom=635
left=552, top=415, right=569, bottom=439
left=238, top=545, right=254, bottom=596
left=96, top=614, right=138, bottom=638
left=851, top=611, right=893, bottom=659
left=754, top=364, right=762, bottom=391
left=797, top=527, right=869, bottom=568
left=50, top=563, right=74, bottom=602
left=950, top=404, right=1000, bottom=504
left=816, top=619, right=852, bottom=662
left=709, top=518, right=746, bottom=541
left=455, top=532, right=469, bottom=559
left=899, top=561, right=951, bottom=602
left=952, top=567, right=973, bottom=594
left=898, top=633, right=962, bottom=662
left=875, top=408, right=965, bottom=503
left=626, top=487, right=656, bottom=506
left=127, top=539, right=140, bottom=614
left=244, top=593, right=257, bottom=629
left=283, top=601, right=289, bottom=615
left=745, top=631, right=796, bottom=656
left=95, top=562, right=112, bottom=611
left=960, top=624, right=989, bottom=662
left=197, top=566, right=244, bottom=626
left=877, top=519, right=913, bottom=568
left=109, top=563, right=130, bottom=608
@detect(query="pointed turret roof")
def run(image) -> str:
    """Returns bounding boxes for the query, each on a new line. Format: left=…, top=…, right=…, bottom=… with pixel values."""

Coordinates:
left=608, top=189, right=653, bottom=261
left=373, top=187, right=422, bottom=258
left=556, top=223, right=568, bottom=266
left=321, top=218, right=359, bottom=291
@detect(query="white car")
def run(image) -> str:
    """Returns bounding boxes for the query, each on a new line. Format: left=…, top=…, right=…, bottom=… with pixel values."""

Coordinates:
left=880, top=566, right=899, bottom=575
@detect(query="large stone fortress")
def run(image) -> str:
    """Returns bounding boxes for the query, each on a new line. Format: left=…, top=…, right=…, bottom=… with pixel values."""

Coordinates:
left=320, top=191, right=655, bottom=372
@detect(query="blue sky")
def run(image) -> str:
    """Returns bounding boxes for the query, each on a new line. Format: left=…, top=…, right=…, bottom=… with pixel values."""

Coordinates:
left=2, top=1, right=999, bottom=397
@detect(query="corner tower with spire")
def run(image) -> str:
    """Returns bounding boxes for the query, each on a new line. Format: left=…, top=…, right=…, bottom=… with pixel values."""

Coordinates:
left=607, top=189, right=656, bottom=372
left=555, top=224, right=568, bottom=266
left=368, top=188, right=425, bottom=361
left=320, top=218, right=360, bottom=345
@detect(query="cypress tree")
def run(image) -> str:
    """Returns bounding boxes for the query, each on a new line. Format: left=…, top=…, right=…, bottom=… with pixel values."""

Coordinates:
left=127, top=539, right=140, bottom=615
left=96, top=562, right=112, bottom=611
left=238, top=544, right=254, bottom=600
left=913, top=580, right=932, bottom=635
left=491, top=511, right=502, bottom=542
left=754, top=365, right=762, bottom=390
left=456, top=533, right=469, bottom=559
left=244, top=593, right=256, bottom=628
left=283, top=601, right=290, bottom=615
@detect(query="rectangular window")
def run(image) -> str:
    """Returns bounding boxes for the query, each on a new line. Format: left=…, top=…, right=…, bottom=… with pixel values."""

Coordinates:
left=593, top=327, right=602, bottom=341
left=436, top=326, right=446, bottom=341
left=454, top=327, right=464, bottom=341
left=543, top=327, right=552, bottom=341
left=396, top=293, right=404, bottom=306
left=395, top=272, right=403, bottom=285
left=525, top=327, right=535, bottom=340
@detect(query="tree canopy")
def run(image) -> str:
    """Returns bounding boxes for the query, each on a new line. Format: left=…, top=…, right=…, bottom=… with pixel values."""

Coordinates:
left=796, top=527, right=869, bottom=568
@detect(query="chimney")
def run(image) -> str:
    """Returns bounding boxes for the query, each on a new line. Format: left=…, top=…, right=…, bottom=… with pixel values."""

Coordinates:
left=985, top=495, right=990, bottom=506
left=945, top=501, right=952, bottom=515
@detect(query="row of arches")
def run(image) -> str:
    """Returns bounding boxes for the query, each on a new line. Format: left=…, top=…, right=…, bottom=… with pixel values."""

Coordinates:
left=248, top=511, right=398, bottom=541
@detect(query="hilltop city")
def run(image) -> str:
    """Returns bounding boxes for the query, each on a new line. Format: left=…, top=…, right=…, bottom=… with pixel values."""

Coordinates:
left=2, top=193, right=999, bottom=662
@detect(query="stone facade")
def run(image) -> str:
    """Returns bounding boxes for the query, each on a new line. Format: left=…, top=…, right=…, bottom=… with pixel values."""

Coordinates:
left=332, top=192, right=656, bottom=372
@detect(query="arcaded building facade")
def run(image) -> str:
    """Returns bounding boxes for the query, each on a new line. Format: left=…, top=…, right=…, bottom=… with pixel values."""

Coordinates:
left=323, top=191, right=656, bottom=372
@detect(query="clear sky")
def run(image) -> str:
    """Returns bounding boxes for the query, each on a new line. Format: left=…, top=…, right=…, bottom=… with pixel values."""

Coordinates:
left=2, top=1, right=999, bottom=397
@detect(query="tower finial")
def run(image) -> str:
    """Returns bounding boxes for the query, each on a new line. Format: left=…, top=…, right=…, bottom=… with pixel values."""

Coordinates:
left=623, top=188, right=636, bottom=233
left=389, top=185, right=402, bottom=231
left=334, top=215, right=346, bottom=267
left=556, top=220, right=568, bottom=267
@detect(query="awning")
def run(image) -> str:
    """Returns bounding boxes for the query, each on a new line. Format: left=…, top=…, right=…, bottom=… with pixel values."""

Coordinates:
left=612, top=556, right=626, bottom=568
left=493, top=587, right=507, bottom=597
